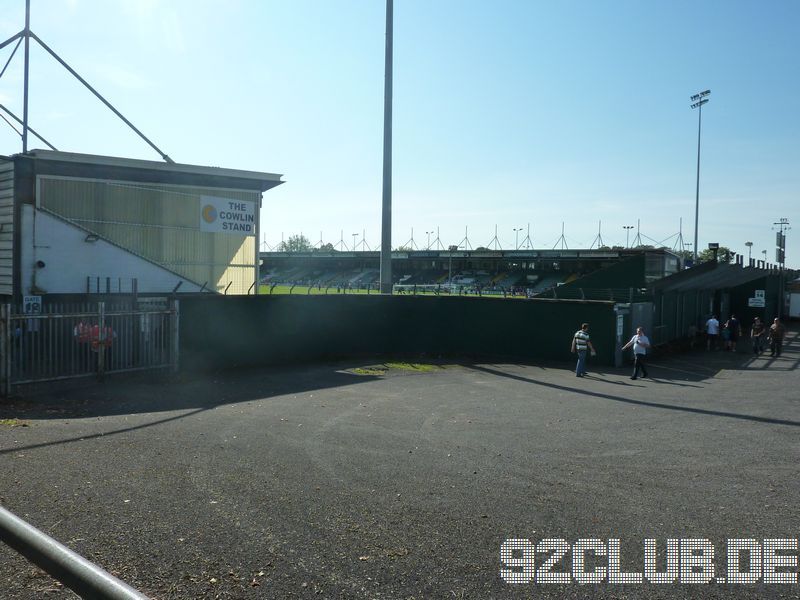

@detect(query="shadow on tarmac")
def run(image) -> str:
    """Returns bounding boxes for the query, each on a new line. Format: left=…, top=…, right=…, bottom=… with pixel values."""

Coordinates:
left=466, top=359, right=800, bottom=429
left=0, top=360, right=389, bottom=456
left=1, top=327, right=796, bottom=457
left=0, top=360, right=382, bottom=419
left=614, top=324, right=798, bottom=382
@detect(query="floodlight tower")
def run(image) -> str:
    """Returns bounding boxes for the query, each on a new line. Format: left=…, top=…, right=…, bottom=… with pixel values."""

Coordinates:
left=690, top=89, right=711, bottom=264
left=623, top=225, right=634, bottom=248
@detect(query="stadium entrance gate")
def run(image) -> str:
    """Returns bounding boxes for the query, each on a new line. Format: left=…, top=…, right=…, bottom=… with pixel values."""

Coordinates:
left=0, top=299, right=179, bottom=396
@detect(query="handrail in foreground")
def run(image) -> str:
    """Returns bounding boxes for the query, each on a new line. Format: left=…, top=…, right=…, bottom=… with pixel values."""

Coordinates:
left=0, top=504, right=149, bottom=599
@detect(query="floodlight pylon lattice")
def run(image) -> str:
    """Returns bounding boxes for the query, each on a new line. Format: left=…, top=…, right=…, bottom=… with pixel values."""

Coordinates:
left=631, top=219, right=643, bottom=248
left=519, top=223, right=533, bottom=250
left=335, top=230, right=349, bottom=252
left=0, top=0, right=173, bottom=161
left=401, top=228, right=418, bottom=251
left=487, top=225, right=501, bottom=250
left=672, top=218, right=685, bottom=252
left=457, top=227, right=473, bottom=250
left=589, top=220, right=605, bottom=249
left=430, top=227, right=445, bottom=251
left=359, top=229, right=371, bottom=251
left=553, top=222, right=568, bottom=250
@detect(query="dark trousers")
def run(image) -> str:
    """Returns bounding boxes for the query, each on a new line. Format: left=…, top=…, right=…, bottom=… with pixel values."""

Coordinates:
left=770, top=338, right=783, bottom=357
left=632, top=354, right=648, bottom=378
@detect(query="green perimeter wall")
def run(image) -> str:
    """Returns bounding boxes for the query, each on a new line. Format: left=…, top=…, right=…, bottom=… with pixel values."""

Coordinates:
left=179, top=295, right=617, bottom=371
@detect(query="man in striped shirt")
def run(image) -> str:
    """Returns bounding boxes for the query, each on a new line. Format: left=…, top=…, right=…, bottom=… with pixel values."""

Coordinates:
left=571, top=322, right=596, bottom=377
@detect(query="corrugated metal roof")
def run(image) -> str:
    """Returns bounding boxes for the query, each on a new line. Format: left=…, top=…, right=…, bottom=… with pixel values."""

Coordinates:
left=656, top=263, right=771, bottom=292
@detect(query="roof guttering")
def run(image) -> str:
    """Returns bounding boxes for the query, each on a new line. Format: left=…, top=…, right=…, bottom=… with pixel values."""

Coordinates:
left=16, top=149, right=284, bottom=192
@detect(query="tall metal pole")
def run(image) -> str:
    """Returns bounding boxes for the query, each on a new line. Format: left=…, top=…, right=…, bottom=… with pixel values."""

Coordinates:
left=693, top=102, right=702, bottom=264
left=22, top=0, right=30, bottom=152
left=379, top=0, right=393, bottom=294
left=690, top=90, right=710, bottom=263
left=773, top=218, right=790, bottom=319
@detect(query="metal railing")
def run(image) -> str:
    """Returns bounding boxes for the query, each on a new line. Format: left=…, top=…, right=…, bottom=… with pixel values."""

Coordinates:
left=0, top=300, right=179, bottom=395
left=0, top=504, right=149, bottom=599
left=536, top=287, right=653, bottom=302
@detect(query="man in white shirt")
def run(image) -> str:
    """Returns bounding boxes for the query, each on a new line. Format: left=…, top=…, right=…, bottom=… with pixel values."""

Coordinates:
left=705, top=315, right=720, bottom=351
left=622, top=326, right=651, bottom=380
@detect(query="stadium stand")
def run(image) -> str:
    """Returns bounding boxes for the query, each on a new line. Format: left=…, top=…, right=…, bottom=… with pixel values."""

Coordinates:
left=259, top=248, right=684, bottom=294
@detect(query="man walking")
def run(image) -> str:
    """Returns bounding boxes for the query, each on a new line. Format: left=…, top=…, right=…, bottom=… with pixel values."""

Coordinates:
left=571, top=323, right=596, bottom=377
left=750, top=317, right=765, bottom=355
left=622, top=326, right=651, bottom=380
left=705, top=315, right=720, bottom=350
left=768, top=318, right=785, bottom=357
left=725, top=314, right=742, bottom=352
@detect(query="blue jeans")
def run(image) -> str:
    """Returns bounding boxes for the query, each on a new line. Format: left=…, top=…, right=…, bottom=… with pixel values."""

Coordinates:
left=575, top=350, right=587, bottom=375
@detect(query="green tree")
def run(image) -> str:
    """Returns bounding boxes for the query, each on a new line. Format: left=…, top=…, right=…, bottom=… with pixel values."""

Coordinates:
left=697, top=246, right=735, bottom=263
left=278, top=234, right=312, bottom=253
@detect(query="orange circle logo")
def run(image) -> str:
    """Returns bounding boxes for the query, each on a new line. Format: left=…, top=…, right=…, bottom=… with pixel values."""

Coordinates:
left=202, top=205, right=217, bottom=223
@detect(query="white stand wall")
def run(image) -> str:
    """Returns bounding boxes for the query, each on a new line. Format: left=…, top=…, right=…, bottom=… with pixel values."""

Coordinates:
left=20, top=206, right=204, bottom=294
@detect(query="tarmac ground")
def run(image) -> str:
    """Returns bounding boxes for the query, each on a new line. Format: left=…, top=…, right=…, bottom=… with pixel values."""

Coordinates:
left=1, top=327, right=798, bottom=599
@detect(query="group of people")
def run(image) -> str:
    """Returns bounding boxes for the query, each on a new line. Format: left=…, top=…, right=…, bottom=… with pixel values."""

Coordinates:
left=705, top=314, right=785, bottom=357
left=571, top=313, right=788, bottom=381
left=703, top=314, right=742, bottom=351
left=570, top=322, right=651, bottom=380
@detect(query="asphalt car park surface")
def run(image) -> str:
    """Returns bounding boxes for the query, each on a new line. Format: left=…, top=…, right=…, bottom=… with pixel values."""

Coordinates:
left=1, top=328, right=798, bottom=599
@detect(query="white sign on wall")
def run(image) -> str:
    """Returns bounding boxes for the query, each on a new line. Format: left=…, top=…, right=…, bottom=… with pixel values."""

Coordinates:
left=199, top=196, right=255, bottom=235
left=754, top=289, right=765, bottom=299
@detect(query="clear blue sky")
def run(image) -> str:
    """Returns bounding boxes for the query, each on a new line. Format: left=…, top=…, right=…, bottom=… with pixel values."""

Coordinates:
left=1, top=0, right=797, bottom=265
